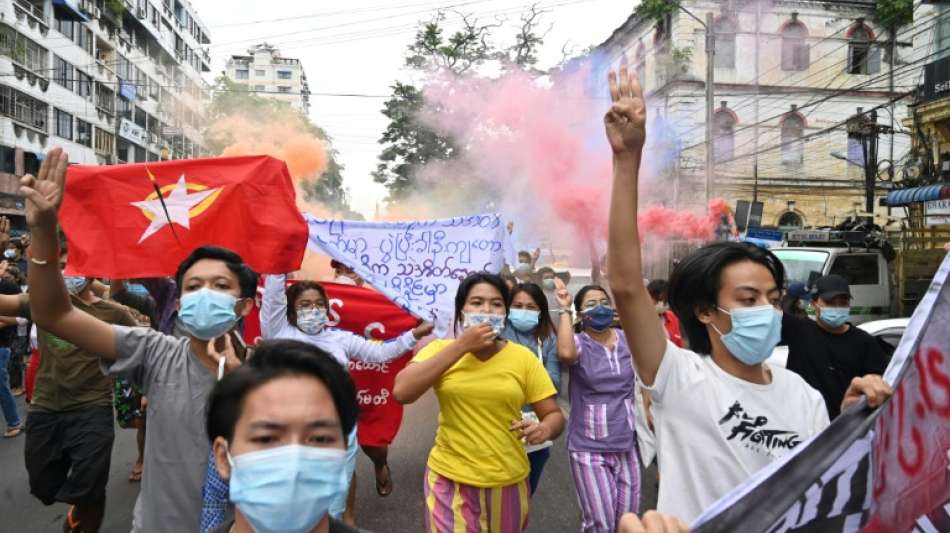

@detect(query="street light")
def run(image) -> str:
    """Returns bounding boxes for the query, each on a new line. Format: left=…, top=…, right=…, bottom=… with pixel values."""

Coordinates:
left=669, top=2, right=716, bottom=204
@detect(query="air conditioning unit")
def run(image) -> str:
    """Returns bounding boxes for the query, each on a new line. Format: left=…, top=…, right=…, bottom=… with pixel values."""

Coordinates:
left=137, top=8, right=146, bottom=19
left=92, top=7, right=101, bottom=18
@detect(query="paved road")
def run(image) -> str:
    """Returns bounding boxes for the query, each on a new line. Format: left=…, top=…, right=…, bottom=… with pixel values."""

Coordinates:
left=1, top=391, right=657, bottom=532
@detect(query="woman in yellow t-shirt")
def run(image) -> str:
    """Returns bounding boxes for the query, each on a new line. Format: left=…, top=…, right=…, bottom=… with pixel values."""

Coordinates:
left=394, top=272, right=565, bottom=533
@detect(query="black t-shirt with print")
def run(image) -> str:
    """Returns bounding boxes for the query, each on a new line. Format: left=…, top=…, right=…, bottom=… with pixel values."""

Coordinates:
left=782, top=314, right=887, bottom=419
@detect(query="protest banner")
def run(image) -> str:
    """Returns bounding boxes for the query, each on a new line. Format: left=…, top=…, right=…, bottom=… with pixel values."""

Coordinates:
left=693, top=252, right=950, bottom=532
left=243, top=281, right=418, bottom=447
left=304, top=214, right=509, bottom=334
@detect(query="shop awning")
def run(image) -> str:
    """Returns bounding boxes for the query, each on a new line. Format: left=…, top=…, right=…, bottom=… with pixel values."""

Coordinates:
left=884, top=183, right=950, bottom=207
left=52, top=0, right=89, bottom=22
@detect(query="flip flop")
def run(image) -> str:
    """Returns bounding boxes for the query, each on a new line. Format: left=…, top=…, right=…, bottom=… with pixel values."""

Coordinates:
left=129, top=464, right=143, bottom=482
left=375, top=464, right=394, bottom=497
left=63, top=506, right=81, bottom=533
left=3, top=425, right=22, bottom=438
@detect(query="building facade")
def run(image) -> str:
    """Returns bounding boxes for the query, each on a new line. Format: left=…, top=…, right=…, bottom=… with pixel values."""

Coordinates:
left=224, top=43, right=311, bottom=115
left=0, top=0, right=212, bottom=222
left=593, top=0, right=913, bottom=230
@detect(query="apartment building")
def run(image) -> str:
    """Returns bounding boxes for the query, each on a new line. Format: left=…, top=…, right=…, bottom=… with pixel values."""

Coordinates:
left=0, top=0, right=212, bottom=222
left=225, top=43, right=311, bottom=115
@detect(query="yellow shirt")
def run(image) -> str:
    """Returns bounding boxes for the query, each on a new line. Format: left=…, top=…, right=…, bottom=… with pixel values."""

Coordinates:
left=412, top=339, right=557, bottom=487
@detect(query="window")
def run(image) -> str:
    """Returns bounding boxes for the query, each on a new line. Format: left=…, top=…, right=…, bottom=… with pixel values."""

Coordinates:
left=781, top=22, right=809, bottom=71
left=55, top=19, right=74, bottom=40
left=714, top=17, right=736, bottom=69
left=277, top=70, right=292, bottom=80
left=277, top=86, right=291, bottom=93
left=830, top=254, right=879, bottom=285
left=53, top=56, right=73, bottom=91
left=777, top=211, right=803, bottom=229
left=848, top=25, right=880, bottom=75
left=76, top=70, right=93, bottom=100
left=255, top=69, right=266, bottom=77
left=96, top=82, right=115, bottom=114
left=713, top=109, right=736, bottom=162
left=94, top=128, right=114, bottom=156
left=54, top=109, right=73, bottom=140
left=76, top=119, right=92, bottom=147
left=772, top=250, right=829, bottom=285
left=235, top=69, right=249, bottom=80
left=0, top=85, right=48, bottom=132
left=2, top=29, right=50, bottom=73
left=254, top=85, right=265, bottom=92
left=781, top=114, right=804, bottom=167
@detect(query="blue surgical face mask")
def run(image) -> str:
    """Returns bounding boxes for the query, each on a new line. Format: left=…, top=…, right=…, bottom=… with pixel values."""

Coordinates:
left=462, top=312, right=506, bottom=337
left=178, top=288, right=239, bottom=341
left=296, top=308, right=327, bottom=336
left=819, top=306, right=850, bottom=328
left=581, top=305, right=614, bottom=331
left=228, top=444, right=348, bottom=533
left=541, top=278, right=556, bottom=291
left=509, top=309, right=540, bottom=333
left=64, top=276, right=89, bottom=295
left=515, top=262, right=532, bottom=274
left=713, top=305, right=782, bottom=365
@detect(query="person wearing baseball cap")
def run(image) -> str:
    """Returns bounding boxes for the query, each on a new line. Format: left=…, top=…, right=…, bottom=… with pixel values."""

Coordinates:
left=782, top=274, right=888, bottom=418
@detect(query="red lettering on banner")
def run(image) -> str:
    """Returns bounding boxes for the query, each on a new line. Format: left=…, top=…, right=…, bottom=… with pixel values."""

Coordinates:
left=863, top=345, right=950, bottom=532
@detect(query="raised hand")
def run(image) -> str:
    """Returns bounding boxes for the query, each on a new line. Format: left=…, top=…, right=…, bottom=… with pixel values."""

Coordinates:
left=412, top=320, right=435, bottom=339
left=19, top=147, right=69, bottom=229
left=605, top=67, right=647, bottom=155
left=208, top=333, right=241, bottom=378
left=553, top=277, right=572, bottom=310
left=0, top=216, right=10, bottom=249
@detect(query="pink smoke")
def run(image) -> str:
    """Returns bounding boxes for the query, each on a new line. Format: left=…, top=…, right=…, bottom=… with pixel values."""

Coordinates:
left=420, top=66, right=728, bottom=243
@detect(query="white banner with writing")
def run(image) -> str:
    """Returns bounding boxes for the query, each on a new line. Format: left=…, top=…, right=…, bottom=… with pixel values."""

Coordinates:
left=305, top=214, right=509, bottom=335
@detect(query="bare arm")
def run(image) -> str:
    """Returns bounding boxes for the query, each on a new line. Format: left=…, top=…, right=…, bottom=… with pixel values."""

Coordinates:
left=520, top=397, right=565, bottom=444
left=21, top=148, right=118, bottom=362
left=393, top=324, right=493, bottom=404
left=589, top=240, right=604, bottom=287
left=605, top=69, right=667, bottom=386
left=0, top=316, right=19, bottom=327
left=552, top=278, right=578, bottom=366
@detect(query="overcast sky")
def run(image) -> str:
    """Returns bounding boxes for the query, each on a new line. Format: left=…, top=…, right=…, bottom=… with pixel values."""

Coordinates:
left=193, top=0, right=635, bottom=217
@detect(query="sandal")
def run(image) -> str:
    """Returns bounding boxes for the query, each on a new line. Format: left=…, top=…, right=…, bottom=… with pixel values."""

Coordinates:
left=375, top=464, right=394, bottom=497
left=3, top=424, right=22, bottom=438
left=63, top=506, right=81, bottom=533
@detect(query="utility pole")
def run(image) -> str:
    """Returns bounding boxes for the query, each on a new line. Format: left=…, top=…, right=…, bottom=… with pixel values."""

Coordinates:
left=848, top=108, right=891, bottom=222
left=753, top=1, right=760, bottom=203
left=705, top=11, right=715, bottom=204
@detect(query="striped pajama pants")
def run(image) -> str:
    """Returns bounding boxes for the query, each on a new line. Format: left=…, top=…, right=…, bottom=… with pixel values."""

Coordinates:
left=423, top=467, right=530, bottom=533
left=568, top=449, right=640, bottom=533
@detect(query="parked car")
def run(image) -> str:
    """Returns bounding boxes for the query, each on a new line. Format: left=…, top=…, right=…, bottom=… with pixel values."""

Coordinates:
left=767, top=318, right=910, bottom=369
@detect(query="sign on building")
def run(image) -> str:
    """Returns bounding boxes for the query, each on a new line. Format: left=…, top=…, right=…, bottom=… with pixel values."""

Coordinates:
left=925, top=198, right=950, bottom=225
left=118, top=118, right=147, bottom=146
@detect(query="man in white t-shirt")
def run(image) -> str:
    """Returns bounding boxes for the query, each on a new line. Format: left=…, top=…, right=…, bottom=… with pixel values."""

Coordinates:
left=602, top=66, right=893, bottom=524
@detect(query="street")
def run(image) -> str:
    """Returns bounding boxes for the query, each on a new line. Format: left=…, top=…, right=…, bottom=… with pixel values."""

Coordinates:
left=0, top=391, right=658, bottom=533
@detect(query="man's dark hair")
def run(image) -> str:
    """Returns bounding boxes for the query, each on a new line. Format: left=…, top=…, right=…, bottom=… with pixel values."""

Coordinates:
left=206, top=339, right=358, bottom=444
left=646, top=279, right=669, bottom=301
left=453, top=272, right=510, bottom=333
left=536, top=266, right=555, bottom=278
left=668, top=242, right=785, bottom=355
left=285, top=281, right=329, bottom=326
left=509, top=283, right=554, bottom=341
left=175, top=246, right=258, bottom=298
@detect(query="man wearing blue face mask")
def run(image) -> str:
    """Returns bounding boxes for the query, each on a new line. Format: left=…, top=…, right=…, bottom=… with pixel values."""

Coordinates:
left=206, top=339, right=364, bottom=533
left=783, top=275, right=888, bottom=418
left=19, top=148, right=259, bottom=533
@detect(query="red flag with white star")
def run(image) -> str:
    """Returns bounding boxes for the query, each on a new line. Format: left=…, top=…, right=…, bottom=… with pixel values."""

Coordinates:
left=59, top=155, right=308, bottom=278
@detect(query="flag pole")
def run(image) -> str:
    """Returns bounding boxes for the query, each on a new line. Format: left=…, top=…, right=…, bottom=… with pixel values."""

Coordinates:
left=144, top=167, right=183, bottom=246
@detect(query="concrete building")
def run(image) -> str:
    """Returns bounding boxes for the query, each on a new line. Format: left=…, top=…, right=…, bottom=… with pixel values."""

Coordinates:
left=890, top=0, right=950, bottom=228
left=591, top=0, right=913, bottom=231
left=224, top=43, right=311, bottom=115
left=0, top=0, right=212, bottom=224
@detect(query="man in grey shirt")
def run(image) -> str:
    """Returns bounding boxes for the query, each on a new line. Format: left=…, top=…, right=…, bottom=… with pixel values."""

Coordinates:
left=22, top=147, right=259, bottom=533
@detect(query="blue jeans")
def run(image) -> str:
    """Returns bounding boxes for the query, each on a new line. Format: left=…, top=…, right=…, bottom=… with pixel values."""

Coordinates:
left=0, top=347, right=21, bottom=427
left=527, top=447, right=551, bottom=495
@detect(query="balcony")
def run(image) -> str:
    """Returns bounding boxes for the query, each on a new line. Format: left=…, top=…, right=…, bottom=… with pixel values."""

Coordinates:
left=12, top=0, right=49, bottom=35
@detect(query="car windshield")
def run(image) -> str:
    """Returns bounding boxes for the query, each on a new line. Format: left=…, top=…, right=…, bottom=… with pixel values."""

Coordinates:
left=773, top=250, right=829, bottom=285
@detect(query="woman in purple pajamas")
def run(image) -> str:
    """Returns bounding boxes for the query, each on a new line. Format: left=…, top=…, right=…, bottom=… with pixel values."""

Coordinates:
left=554, top=281, right=640, bottom=533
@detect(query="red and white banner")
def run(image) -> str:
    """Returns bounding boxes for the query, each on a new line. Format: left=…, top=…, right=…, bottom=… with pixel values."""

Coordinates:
left=244, top=281, right=418, bottom=447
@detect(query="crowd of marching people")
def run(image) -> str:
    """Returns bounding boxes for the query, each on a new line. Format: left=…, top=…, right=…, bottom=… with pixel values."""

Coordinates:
left=0, top=67, right=898, bottom=533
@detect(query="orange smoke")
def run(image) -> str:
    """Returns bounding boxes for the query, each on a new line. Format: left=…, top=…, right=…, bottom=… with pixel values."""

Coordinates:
left=210, top=115, right=329, bottom=180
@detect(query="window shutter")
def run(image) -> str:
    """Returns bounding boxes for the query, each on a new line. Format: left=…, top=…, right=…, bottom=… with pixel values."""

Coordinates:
left=795, top=43, right=810, bottom=71
left=869, top=46, right=882, bottom=74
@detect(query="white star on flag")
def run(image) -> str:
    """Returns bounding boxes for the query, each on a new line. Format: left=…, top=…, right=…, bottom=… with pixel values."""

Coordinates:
left=131, top=174, right=221, bottom=244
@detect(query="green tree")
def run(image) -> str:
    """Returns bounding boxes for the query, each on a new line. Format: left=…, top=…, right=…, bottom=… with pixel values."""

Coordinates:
left=635, top=0, right=677, bottom=21
left=374, top=9, right=546, bottom=200
left=873, top=0, right=913, bottom=30
left=206, top=77, right=357, bottom=216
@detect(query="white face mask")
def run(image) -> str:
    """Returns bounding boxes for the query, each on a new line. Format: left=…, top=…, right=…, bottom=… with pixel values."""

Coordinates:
left=333, top=275, right=356, bottom=286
